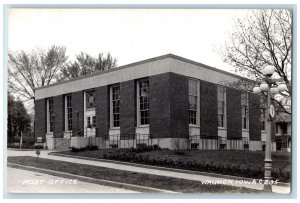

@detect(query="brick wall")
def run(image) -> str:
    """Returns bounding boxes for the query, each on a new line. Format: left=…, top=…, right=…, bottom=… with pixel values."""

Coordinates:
left=35, top=99, right=46, bottom=142
left=120, top=80, right=136, bottom=139
left=53, top=95, right=64, bottom=138
left=249, top=93, right=261, bottom=141
left=226, top=88, right=242, bottom=139
left=200, top=81, right=218, bottom=137
left=150, top=73, right=171, bottom=138
left=170, top=73, right=189, bottom=138
left=95, top=86, right=109, bottom=137
left=72, top=91, right=84, bottom=136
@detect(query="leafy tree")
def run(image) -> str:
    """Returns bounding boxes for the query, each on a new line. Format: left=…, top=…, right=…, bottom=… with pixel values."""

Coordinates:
left=222, top=9, right=292, bottom=114
left=61, top=52, right=117, bottom=79
left=7, top=93, right=31, bottom=141
left=8, top=45, right=68, bottom=101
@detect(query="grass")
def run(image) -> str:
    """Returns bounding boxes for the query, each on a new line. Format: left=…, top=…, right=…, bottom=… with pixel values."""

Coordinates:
left=60, top=148, right=291, bottom=182
left=8, top=156, right=262, bottom=193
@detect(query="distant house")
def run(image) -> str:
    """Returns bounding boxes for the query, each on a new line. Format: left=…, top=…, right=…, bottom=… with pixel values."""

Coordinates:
left=34, top=54, right=278, bottom=151
left=275, top=109, right=291, bottom=152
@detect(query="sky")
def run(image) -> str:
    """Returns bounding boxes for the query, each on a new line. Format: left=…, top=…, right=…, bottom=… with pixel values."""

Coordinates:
left=8, top=8, right=250, bottom=73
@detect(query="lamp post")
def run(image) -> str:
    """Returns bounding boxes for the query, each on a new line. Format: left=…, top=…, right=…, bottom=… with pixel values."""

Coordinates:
left=252, top=65, right=287, bottom=192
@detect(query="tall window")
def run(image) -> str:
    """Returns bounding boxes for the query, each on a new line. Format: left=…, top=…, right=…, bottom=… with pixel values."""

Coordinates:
left=87, top=117, right=91, bottom=127
left=111, top=85, right=120, bottom=128
left=241, top=93, right=249, bottom=130
left=217, top=86, right=226, bottom=127
left=138, top=79, right=150, bottom=125
left=48, top=98, right=54, bottom=132
left=86, top=90, right=95, bottom=109
left=92, top=116, right=96, bottom=127
left=66, top=95, right=72, bottom=131
left=189, top=79, right=199, bottom=125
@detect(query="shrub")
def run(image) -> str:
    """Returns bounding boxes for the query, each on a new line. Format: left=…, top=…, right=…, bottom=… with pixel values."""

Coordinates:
left=70, top=147, right=86, bottom=152
left=93, top=148, right=290, bottom=182
left=34, top=145, right=44, bottom=149
left=153, top=144, right=161, bottom=150
left=87, top=146, right=98, bottom=151
left=174, top=150, right=185, bottom=156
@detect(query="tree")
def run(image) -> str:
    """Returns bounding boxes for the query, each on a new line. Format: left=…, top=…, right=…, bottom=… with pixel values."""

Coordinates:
left=222, top=9, right=292, bottom=114
left=8, top=45, right=68, bottom=102
left=7, top=93, right=31, bottom=141
left=60, top=52, right=117, bottom=79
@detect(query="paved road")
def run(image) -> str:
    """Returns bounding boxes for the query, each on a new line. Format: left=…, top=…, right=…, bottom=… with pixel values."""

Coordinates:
left=6, top=149, right=290, bottom=194
left=7, top=167, right=138, bottom=193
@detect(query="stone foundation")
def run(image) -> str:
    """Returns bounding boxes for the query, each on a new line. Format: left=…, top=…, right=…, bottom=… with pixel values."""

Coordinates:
left=46, top=138, right=71, bottom=151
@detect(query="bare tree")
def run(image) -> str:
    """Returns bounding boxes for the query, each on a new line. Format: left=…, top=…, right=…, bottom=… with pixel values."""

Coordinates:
left=222, top=9, right=292, bottom=114
left=8, top=45, right=68, bottom=102
left=61, top=52, right=117, bottom=79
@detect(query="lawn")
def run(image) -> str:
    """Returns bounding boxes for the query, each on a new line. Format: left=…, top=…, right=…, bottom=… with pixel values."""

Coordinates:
left=7, top=156, right=261, bottom=193
left=60, top=148, right=291, bottom=182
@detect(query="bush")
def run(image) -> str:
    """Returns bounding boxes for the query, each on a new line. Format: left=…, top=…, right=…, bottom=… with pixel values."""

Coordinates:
left=153, top=144, right=161, bottom=150
left=87, top=146, right=98, bottom=151
left=82, top=148, right=290, bottom=182
left=70, top=147, right=86, bottom=152
left=174, top=150, right=185, bottom=156
left=34, top=145, right=44, bottom=149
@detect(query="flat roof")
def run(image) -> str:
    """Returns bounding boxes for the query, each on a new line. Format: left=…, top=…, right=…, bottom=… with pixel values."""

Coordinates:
left=35, top=53, right=253, bottom=91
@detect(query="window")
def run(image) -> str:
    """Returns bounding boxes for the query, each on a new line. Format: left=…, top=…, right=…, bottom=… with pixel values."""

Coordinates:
left=281, top=139, right=288, bottom=148
left=87, top=117, right=91, bottom=127
left=191, top=143, right=199, bottom=150
left=276, top=123, right=279, bottom=134
left=217, top=86, right=226, bottom=127
left=241, top=93, right=249, bottom=130
left=86, top=90, right=95, bottom=109
left=66, top=95, right=72, bottom=131
left=111, top=85, right=120, bottom=128
left=92, top=116, right=96, bottom=128
left=281, top=123, right=288, bottom=134
left=189, top=79, right=199, bottom=125
left=138, top=79, right=150, bottom=125
left=86, top=116, right=96, bottom=128
left=48, top=98, right=54, bottom=132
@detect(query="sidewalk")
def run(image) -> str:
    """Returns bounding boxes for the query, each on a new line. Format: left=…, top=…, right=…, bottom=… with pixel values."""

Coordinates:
left=7, top=167, right=138, bottom=193
left=7, top=149, right=290, bottom=194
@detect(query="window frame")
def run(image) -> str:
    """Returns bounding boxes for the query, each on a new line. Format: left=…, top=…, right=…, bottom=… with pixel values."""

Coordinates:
left=137, top=79, right=150, bottom=127
left=47, top=98, right=54, bottom=133
left=188, top=78, right=200, bottom=126
left=110, top=84, right=121, bottom=129
left=65, top=95, right=72, bottom=131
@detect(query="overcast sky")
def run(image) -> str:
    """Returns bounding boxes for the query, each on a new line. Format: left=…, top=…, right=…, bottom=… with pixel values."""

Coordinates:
left=8, top=9, right=250, bottom=73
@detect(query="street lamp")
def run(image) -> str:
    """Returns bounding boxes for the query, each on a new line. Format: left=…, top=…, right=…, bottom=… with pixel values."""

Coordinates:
left=252, top=65, right=287, bottom=192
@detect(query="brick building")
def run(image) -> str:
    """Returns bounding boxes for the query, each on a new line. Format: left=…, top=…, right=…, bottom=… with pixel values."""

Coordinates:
left=34, top=54, right=276, bottom=151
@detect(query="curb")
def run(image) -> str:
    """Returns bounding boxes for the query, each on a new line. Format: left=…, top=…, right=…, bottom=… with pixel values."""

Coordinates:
left=8, top=163, right=177, bottom=194
left=7, top=148, right=44, bottom=151
left=48, top=152, right=290, bottom=188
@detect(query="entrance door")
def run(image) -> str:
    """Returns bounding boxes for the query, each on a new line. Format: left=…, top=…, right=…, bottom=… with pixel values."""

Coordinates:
left=86, top=114, right=96, bottom=137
